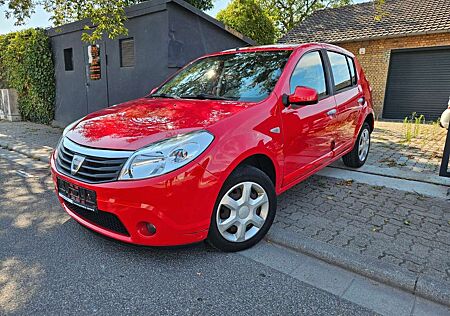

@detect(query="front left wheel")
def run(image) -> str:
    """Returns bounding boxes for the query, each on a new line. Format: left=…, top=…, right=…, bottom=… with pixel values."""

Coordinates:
left=207, top=166, right=276, bottom=252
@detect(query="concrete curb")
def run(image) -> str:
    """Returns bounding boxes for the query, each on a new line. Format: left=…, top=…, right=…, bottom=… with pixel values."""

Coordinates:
left=0, top=141, right=51, bottom=164
left=266, top=226, right=450, bottom=307
left=330, top=163, right=450, bottom=187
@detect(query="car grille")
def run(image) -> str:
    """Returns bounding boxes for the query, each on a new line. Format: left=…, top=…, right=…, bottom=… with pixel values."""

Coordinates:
left=55, top=138, right=132, bottom=184
left=65, top=200, right=130, bottom=236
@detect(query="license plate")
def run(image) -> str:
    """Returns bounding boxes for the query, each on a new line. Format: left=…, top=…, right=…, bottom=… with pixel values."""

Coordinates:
left=57, top=178, right=97, bottom=212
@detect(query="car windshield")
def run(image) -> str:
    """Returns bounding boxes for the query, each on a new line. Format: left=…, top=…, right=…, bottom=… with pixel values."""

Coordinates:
left=152, top=50, right=292, bottom=102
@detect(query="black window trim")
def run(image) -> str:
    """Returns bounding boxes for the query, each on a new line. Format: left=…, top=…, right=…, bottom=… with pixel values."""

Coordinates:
left=325, top=49, right=359, bottom=96
left=345, top=55, right=358, bottom=86
left=289, top=49, right=332, bottom=102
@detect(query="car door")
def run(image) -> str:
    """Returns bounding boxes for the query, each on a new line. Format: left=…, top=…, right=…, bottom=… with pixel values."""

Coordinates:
left=281, top=50, right=338, bottom=186
left=327, top=51, right=364, bottom=154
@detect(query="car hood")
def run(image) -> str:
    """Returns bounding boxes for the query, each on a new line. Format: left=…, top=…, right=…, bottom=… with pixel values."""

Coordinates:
left=66, top=97, right=252, bottom=151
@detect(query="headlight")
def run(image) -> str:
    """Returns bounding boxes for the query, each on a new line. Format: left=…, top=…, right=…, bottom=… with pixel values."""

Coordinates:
left=118, top=130, right=214, bottom=180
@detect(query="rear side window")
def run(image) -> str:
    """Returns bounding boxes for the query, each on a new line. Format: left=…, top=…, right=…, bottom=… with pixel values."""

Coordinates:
left=290, top=51, right=327, bottom=97
left=346, top=56, right=357, bottom=85
left=328, top=51, right=352, bottom=91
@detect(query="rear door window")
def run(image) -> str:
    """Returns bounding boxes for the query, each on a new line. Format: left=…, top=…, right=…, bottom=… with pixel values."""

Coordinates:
left=328, top=51, right=352, bottom=92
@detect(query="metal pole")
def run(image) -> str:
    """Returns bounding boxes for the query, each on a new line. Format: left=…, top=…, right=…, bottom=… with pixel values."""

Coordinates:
left=439, top=127, right=450, bottom=177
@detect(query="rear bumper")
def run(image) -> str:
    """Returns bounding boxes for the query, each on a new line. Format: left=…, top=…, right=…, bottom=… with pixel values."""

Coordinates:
left=50, top=152, right=220, bottom=246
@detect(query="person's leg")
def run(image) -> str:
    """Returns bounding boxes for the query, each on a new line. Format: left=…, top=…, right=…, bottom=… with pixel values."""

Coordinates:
left=439, top=127, right=450, bottom=177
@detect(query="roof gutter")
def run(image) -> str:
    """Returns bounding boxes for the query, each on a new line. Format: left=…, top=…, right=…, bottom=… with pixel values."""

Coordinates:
left=329, top=29, right=450, bottom=44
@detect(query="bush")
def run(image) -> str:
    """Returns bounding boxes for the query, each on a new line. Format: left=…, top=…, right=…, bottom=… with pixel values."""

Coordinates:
left=0, top=28, right=55, bottom=124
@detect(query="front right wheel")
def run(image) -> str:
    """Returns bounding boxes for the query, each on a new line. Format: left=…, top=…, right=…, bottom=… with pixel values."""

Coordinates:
left=207, top=166, right=276, bottom=252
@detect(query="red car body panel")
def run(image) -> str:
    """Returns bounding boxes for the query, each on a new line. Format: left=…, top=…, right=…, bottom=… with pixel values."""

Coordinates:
left=51, top=153, right=220, bottom=245
left=66, top=98, right=253, bottom=151
left=51, top=43, right=374, bottom=246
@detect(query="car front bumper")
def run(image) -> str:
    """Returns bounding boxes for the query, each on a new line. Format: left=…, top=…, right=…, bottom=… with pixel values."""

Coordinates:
left=50, top=152, right=220, bottom=246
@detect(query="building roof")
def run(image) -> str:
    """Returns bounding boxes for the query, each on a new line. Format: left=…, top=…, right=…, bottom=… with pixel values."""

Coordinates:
left=280, top=0, right=450, bottom=44
left=47, top=0, right=255, bottom=45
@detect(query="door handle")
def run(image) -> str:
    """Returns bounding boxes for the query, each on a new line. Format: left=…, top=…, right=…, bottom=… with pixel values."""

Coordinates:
left=327, top=109, right=337, bottom=117
left=358, top=97, right=365, bottom=105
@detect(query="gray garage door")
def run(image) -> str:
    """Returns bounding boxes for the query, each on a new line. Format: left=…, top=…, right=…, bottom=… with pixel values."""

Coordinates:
left=383, top=47, right=450, bottom=120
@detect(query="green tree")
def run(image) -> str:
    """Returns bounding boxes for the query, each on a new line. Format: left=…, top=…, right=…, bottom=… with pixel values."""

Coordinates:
left=216, top=0, right=276, bottom=44
left=0, top=0, right=214, bottom=43
left=257, top=0, right=352, bottom=35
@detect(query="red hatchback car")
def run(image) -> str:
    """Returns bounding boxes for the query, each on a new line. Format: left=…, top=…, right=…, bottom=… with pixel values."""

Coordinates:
left=51, top=43, right=374, bottom=251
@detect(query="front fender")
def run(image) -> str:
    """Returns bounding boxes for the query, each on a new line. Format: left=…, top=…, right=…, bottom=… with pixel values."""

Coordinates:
left=203, top=131, right=283, bottom=192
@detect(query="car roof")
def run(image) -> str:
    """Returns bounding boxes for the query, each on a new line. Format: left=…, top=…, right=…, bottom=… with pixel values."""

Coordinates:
left=219, top=42, right=351, bottom=54
left=221, top=44, right=301, bottom=52
left=201, top=43, right=354, bottom=60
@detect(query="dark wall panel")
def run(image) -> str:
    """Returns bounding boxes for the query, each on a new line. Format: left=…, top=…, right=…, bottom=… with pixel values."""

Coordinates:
left=167, top=3, right=249, bottom=72
left=50, top=2, right=251, bottom=125
left=106, top=10, right=170, bottom=106
left=52, top=31, right=89, bottom=124
left=383, top=47, right=450, bottom=120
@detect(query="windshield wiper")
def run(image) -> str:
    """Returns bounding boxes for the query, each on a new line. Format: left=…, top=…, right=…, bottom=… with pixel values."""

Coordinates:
left=180, top=93, right=236, bottom=101
left=148, top=93, right=180, bottom=99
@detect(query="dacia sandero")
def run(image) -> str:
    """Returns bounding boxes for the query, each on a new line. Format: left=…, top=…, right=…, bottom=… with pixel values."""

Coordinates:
left=51, top=43, right=374, bottom=251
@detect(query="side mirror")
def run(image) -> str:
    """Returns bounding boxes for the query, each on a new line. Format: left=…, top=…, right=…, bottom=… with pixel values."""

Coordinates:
left=283, top=86, right=319, bottom=107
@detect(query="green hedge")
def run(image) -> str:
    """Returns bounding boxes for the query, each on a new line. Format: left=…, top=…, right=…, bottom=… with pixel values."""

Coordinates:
left=0, top=28, right=55, bottom=124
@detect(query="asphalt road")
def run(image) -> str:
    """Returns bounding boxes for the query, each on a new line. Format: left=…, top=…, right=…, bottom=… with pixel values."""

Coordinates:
left=0, top=148, right=375, bottom=315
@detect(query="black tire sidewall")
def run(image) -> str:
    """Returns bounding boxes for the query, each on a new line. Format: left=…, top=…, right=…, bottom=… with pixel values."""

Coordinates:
left=207, top=166, right=277, bottom=252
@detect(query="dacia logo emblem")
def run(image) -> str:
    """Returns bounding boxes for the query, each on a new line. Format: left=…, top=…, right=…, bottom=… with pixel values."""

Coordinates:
left=71, top=155, right=86, bottom=175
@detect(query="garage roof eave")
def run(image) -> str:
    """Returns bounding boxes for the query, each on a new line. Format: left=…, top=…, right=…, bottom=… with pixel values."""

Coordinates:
left=323, top=29, right=450, bottom=45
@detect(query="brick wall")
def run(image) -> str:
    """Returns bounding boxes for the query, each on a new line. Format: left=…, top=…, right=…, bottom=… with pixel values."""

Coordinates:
left=338, top=33, right=450, bottom=118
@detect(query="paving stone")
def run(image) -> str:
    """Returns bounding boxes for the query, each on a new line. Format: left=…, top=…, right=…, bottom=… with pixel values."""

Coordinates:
left=276, top=175, right=450, bottom=282
left=368, top=121, right=446, bottom=176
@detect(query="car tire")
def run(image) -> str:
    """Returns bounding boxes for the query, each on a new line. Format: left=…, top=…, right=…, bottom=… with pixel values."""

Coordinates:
left=342, top=122, right=371, bottom=168
left=207, top=165, right=277, bottom=252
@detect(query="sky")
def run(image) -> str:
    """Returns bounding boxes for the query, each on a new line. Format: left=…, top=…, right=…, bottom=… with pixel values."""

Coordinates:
left=0, top=0, right=370, bottom=35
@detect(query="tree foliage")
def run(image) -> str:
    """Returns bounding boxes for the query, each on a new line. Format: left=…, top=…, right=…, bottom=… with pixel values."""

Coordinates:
left=0, top=0, right=214, bottom=43
left=258, top=0, right=352, bottom=35
left=0, top=28, right=55, bottom=123
left=217, top=0, right=276, bottom=45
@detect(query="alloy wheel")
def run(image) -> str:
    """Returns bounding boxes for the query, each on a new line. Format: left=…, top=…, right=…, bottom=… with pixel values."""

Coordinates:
left=358, top=128, right=370, bottom=161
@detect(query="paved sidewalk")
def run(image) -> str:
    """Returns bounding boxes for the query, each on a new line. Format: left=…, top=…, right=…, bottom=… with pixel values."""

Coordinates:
left=0, top=121, right=61, bottom=162
left=275, top=175, right=450, bottom=284
left=333, top=121, right=448, bottom=180
left=371, top=121, right=446, bottom=175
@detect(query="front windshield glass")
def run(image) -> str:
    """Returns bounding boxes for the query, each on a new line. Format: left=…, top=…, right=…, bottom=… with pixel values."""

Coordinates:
left=153, top=50, right=292, bottom=102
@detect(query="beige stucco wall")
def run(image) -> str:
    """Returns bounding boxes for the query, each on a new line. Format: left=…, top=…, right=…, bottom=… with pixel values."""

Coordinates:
left=338, top=33, right=450, bottom=118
